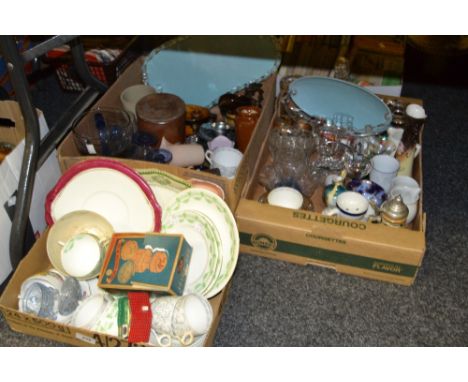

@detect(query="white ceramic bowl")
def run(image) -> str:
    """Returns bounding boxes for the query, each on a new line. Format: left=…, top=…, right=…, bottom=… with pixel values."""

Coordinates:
left=267, top=187, right=303, bottom=210
left=336, top=191, right=369, bottom=217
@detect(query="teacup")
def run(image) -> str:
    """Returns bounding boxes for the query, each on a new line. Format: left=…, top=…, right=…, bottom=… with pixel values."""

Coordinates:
left=369, top=154, right=400, bottom=193
left=205, top=147, right=243, bottom=179
left=207, top=135, right=235, bottom=151
left=171, top=294, right=213, bottom=345
left=267, top=186, right=304, bottom=210
left=322, top=191, right=370, bottom=220
left=149, top=329, right=172, bottom=347
left=120, top=84, right=156, bottom=119
left=71, top=293, right=118, bottom=336
left=18, top=270, right=67, bottom=321
left=60, top=233, right=104, bottom=280
left=150, top=296, right=179, bottom=336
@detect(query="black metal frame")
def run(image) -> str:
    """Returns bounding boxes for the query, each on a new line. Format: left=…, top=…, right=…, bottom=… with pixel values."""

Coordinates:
left=0, top=35, right=107, bottom=269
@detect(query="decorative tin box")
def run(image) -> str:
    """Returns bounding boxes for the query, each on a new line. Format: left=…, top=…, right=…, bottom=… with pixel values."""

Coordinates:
left=98, top=233, right=192, bottom=296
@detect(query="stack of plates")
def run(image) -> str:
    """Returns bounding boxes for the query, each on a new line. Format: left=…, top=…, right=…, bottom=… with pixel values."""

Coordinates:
left=162, top=188, right=239, bottom=298
left=137, top=168, right=192, bottom=210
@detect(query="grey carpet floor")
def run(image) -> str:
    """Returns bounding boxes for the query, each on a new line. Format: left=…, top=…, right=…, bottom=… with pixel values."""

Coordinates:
left=1, top=62, right=467, bottom=347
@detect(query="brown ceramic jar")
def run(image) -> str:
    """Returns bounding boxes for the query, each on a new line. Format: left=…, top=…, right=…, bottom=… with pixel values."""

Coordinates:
left=136, top=93, right=186, bottom=147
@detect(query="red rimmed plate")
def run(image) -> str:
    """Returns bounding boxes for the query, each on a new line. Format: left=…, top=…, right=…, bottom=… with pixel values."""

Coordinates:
left=46, top=158, right=162, bottom=233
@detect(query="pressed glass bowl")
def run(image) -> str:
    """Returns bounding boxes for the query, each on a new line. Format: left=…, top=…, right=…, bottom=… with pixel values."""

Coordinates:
left=72, top=107, right=135, bottom=157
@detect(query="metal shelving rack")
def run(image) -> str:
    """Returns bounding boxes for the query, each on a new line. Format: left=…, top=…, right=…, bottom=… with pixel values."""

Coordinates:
left=0, top=35, right=108, bottom=270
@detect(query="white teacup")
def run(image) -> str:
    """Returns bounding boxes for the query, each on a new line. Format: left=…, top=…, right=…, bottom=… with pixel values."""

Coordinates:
left=60, top=233, right=103, bottom=280
left=71, top=293, right=118, bottom=336
left=370, top=154, right=400, bottom=193
left=322, top=191, right=370, bottom=220
left=267, top=186, right=304, bottom=210
left=120, top=84, right=156, bottom=119
left=150, top=296, right=179, bottom=336
left=205, top=147, right=243, bottom=179
left=171, top=294, right=213, bottom=345
left=207, top=135, right=235, bottom=151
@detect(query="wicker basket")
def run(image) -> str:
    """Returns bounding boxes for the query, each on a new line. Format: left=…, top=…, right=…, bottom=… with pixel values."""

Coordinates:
left=46, top=36, right=139, bottom=92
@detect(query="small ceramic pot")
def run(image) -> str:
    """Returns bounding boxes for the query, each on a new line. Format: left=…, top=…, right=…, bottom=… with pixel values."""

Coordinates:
left=322, top=191, right=370, bottom=220
left=136, top=93, right=186, bottom=147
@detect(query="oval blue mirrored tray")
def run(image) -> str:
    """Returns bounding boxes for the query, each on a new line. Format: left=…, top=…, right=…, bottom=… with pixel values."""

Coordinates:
left=289, top=76, right=392, bottom=136
left=142, top=36, right=281, bottom=107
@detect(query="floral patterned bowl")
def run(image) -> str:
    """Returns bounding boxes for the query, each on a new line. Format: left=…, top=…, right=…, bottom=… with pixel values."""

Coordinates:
left=346, top=179, right=387, bottom=208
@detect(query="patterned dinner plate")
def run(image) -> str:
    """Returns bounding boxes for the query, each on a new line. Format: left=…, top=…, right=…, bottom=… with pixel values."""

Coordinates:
left=164, top=189, right=239, bottom=298
left=162, top=209, right=222, bottom=297
left=137, top=168, right=192, bottom=210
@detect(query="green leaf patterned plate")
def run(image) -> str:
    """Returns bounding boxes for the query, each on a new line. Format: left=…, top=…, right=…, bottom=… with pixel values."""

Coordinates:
left=162, top=209, right=222, bottom=297
left=164, top=189, right=239, bottom=298
left=137, top=168, right=192, bottom=210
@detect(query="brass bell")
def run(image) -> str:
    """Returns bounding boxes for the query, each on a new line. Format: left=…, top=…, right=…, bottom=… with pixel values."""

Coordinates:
left=380, top=194, right=409, bottom=227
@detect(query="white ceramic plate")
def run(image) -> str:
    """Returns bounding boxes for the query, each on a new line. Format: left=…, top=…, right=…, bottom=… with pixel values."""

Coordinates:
left=162, top=209, right=222, bottom=297
left=164, top=189, right=239, bottom=298
left=50, top=168, right=156, bottom=233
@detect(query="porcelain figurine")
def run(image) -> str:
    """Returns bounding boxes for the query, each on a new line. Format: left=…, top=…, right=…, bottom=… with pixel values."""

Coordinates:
left=323, top=170, right=346, bottom=208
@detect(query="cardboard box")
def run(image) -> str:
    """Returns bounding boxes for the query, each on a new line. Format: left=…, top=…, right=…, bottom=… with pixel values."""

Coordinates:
left=0, top=101, right=61, bottom=285
left=236, top=95, right=426, bottom=286
left=98, top=233, right=192, bottom=295
left=57, top=57, right=276, bottom=211
left=0, top=231, right=230, bottom=346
